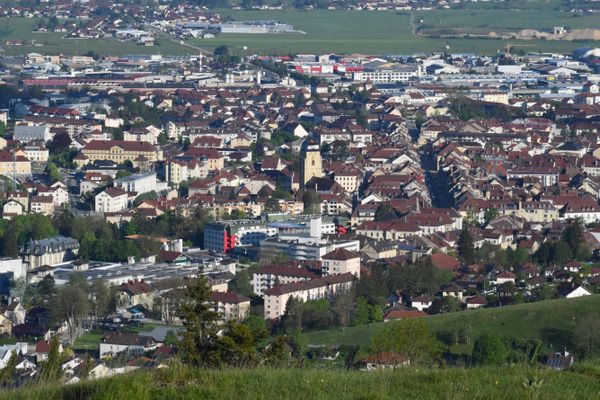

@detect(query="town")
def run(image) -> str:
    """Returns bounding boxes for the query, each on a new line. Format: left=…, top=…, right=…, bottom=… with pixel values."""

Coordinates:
left=0, top=10, right=598, bottom=392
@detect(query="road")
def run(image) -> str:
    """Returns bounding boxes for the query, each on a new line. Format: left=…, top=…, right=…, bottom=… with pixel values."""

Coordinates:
left=420, top=144, right=454, bottom=209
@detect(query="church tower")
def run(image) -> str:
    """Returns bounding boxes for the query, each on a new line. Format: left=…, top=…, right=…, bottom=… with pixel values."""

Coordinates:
left=301, top=139, right=323, bottom=187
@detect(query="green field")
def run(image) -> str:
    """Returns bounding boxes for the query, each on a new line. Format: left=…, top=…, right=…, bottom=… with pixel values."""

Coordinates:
left=5, top=363, right=600, bottom=400
left=190, top=9, right=600, bottom=55
left=414, top=9, right=600, bottom=31
left=0, top=9, right=598, bottom=57
left=0, top=18, right=192, bottom=56
left=305, top=295, right=600, bottom=351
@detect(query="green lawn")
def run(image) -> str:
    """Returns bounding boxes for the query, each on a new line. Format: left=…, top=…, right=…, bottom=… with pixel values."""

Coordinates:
left=5, top=363, right=600, bottom=400
left=72, top=323, right=167, bottom=352
left=73, top=331, right=103, bottom=352
left=305, top=295, right=600, bottom=351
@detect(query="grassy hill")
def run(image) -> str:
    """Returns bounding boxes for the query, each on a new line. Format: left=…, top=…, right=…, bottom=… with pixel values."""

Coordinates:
left=3, top=362, right=600, bottom=400
left=305, top=295, right=600, bottom=353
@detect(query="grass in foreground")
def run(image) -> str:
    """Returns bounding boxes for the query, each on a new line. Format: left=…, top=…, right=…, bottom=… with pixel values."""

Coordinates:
left=305, top=295, right=600, bottom=349
left=3, top=363, right=600, bottom=400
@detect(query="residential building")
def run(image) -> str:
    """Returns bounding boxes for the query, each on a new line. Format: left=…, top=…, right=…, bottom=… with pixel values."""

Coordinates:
left=95, top=188, right=128, bottom=213
left=263, top=273, right=354, bottom=319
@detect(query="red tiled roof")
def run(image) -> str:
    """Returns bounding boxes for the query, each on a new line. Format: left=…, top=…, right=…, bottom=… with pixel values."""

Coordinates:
left=209, top=291, right=250, bottom=304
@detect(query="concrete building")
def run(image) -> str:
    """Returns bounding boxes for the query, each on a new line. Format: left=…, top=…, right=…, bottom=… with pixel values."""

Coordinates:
left=95, top=188, right=128, bottom=213
left=209, top=291, right=251, bottom=322
left=252, top=265, right=318, bottom=296
left=263, top=273, right=354, bottom=320
left=321, top=248, right=361, bottom=277
left=0, top=258, right=25, bottom=280
left=260, top=237, right=360, bottom=261
left=79, top=140, right=162, bottom=167
left=113, top=172, right=160, bottom=195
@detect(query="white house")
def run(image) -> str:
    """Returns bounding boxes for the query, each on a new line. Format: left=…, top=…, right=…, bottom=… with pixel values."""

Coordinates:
left=99, top=332, right=157, bottom=359
left=95, top=188, right=129, bottom=213
left=565, top=286, right=591, bottom=299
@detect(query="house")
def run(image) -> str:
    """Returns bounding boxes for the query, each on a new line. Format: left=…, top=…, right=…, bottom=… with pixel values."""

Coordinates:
left=0, top=301, right=26, bottom=326
left=30, top=196, right=54, bottom=215
left=209, top=291, right=251, bottom=322
left=465, top=295, right=487, bottom=309
left=546, top=351, right=574, bottom=370
left=117, top=280, right=155, bottom=308
left=99, top=332, right=157, bottom=359
left=410, top=295, right=433, bottom=311
left=35, top=339, right=63, bottom=362
left=494, top=271, right=516, bottom=285
left=357, top=352, right=410, bottom=371
left=565, top=286, right=591, bottom=299
left=95, top=188, right=128, bottom=213
left=429, top=253, right=461, bottom=272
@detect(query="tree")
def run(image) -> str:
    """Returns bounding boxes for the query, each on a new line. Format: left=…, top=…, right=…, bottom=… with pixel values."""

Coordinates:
left=302, top=190, right=321, bottom=214
left=47, top=131, right=71, bottom=153
left=216, top=321, right=260, bottom=367
left=50, top=285, right=89, bottom=345
left=45, top=161, right=61, bottom=182
left=374, top=203, right=399, bottom=221
left=280, top=296, right=303, bottom=334
left=88, top=280, right=113, bottom=329
left=214, top=45, right=229, bottom=56
left=265, top=197, right=282, bottom=213
left=0, top=350, right=17, bottom=387
left=483, top=208, right=499, bottom=225
left=574, top=313, right=600, bottom=355
left=370, top=319, right=442, bottom=366
left=40, top=336, right=62, bottom=382
left=562, top=221, right=584, bottom=256
left=458, top=228, right=476, bottom=265
left=471, top=334, right=508, bottom=365
left=35, top=275, right=56, bottom=306
left=164, top=330, right=179, bottom=347
left=179, top=271, right=221, bottom=366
